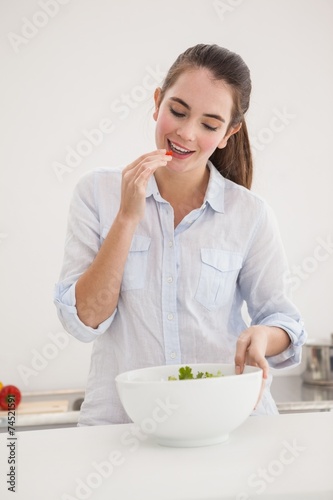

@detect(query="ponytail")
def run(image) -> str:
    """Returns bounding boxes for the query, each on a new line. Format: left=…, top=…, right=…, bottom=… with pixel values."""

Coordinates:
left=209, top=118, right=253, bottom=189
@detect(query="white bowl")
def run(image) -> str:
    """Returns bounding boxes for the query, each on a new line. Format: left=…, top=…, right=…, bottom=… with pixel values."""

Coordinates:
left=115, top=363, right=262, bottom=447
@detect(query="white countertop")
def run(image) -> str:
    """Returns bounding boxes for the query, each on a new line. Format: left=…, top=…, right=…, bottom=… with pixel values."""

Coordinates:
left=0, top=412, right=332, bottom=499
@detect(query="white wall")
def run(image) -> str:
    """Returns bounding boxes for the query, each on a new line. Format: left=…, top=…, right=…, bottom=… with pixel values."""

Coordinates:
left=1, top=0, right=332, bottom=391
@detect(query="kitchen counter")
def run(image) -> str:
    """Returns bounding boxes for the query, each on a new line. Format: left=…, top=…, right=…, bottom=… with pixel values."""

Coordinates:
left=0, top=412, right=332, bottom=499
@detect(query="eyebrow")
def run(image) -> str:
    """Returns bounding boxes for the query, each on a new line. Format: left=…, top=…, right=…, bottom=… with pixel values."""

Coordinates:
left=169, top=97, right=226, bottom=123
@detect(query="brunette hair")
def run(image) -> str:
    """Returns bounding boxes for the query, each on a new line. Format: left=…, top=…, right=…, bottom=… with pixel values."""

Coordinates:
left=159, top=44, right=253, bottom=189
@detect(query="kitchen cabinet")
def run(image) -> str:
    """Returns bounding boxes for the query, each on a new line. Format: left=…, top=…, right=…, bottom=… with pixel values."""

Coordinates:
left=0, top=412, right=332, bottom=499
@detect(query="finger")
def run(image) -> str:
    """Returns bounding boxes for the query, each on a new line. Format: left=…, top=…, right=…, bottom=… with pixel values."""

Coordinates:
left=123, top=155, right=171, bottom=186
left=124, top=158, right=169, bottom=197
left=133, top=157, right=171, bottom=185
left=257, top=357, right=269, bottom=379
left=254, top=377, right=266, bottom=410
left=133, top=154, right=172, bottom=178
left=246, top=347, right=269, bottom=377
left=246, top=340, right=269, bottom=380
left=123, top=149, right=167, bottom=173
left=234, top=333, right=251, bottom=375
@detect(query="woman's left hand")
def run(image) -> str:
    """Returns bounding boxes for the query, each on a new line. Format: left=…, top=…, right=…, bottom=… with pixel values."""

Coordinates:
left=234, top=325, right=270, bottom=379
left=234, top=326, right=270, bottom=409
left=235, top=325, right=291, bottom=408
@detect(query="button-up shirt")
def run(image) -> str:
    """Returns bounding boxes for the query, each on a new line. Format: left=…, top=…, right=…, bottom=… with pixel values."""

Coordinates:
left=54, top=161, right=306, bottom=425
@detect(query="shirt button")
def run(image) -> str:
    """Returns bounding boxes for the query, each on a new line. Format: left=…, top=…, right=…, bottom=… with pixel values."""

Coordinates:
left=168, top=241, right=173, bottom=248
left=167, top=276, right=173, bottom=283
left=167, top=313, right=174, bottom=321
left=170, top=352, right=176, bottom=359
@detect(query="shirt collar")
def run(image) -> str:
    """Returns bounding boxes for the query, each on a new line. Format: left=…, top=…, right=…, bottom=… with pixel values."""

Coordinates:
left=204, top=160, right=225, bottom=213
left=146, top=160, right=225, bottom=213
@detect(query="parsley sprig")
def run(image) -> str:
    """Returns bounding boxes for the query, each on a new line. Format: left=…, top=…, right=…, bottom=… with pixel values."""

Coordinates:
left=168, top=366, right=223, bottom=381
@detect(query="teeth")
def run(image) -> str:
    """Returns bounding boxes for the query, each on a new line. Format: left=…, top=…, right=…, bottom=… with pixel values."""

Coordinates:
left=170, top=141, right=192, bottom=154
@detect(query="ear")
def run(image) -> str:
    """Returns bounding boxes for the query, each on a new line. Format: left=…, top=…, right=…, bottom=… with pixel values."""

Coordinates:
left=217, top=122, right=242, bottom=149
left=153, top=87, right=162, bottom=121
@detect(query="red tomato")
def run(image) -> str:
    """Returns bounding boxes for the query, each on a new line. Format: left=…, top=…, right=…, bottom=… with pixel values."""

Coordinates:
left=0, top=385, right=22, bottom=410
left=166, top=151, right=173, bottom=156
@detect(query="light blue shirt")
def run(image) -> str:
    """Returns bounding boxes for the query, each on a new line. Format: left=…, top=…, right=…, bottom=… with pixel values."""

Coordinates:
left=54, top=162, right=306, bottom=425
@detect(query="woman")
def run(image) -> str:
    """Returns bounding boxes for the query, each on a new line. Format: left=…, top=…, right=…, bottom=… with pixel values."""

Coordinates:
left=54, top=44, right=306, bottom=425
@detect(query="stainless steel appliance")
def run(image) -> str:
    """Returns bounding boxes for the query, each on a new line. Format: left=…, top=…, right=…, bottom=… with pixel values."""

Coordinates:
left=302, top=333, right=333, bottom=386
left=271, top=374, right=333, bottom=413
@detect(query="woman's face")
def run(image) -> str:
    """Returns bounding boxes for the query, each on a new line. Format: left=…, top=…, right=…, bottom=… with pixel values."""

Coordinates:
left=153, top=67, right=240, bottom=173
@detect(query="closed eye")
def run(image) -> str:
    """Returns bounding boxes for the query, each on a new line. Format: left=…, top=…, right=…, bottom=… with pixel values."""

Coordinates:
left=203, top=124, right=218, bottom=132
left=170, top=106, right=218, bottom=132
left=170, top=107, right=185, bottom=118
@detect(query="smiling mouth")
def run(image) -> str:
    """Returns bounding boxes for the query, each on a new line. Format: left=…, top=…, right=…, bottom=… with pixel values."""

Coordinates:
left=168, top=140, right=195, bottom=155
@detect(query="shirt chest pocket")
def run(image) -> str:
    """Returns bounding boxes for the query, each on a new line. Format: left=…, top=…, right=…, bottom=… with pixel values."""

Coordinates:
left=101, top=228, right=151, bottom=292
left=195, top=249, right=243, bottom=310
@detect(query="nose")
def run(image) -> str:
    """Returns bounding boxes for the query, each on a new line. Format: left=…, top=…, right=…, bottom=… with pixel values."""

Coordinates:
left=176, top=121, right=196, bottom=142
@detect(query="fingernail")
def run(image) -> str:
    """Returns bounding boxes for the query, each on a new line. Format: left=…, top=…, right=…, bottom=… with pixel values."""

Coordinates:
left=235, top=365, right=241, bottom=375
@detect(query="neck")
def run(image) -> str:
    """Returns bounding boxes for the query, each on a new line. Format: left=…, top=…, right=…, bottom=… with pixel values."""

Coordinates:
left=154, top=164, right=210, bottom=227
left=154, top=164, right=210, bottom=206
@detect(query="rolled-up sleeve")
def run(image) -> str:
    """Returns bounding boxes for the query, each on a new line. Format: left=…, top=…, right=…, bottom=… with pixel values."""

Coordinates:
left=239, top=200, right=307, bottom=368
left=53, top=171, right=117, bottom=342
left=54, top=281, right=116, bottom=343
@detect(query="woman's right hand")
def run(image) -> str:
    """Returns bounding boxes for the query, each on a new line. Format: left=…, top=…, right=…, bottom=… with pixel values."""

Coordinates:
left=75, top=150, right=172, bottom=328
left=119, top=149, right=172, bottom=223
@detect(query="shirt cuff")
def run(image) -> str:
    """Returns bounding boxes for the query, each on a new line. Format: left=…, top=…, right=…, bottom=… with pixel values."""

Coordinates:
left=255, top=313, right=307, bottom=369
left=53, top=281, right=116, bottom=343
